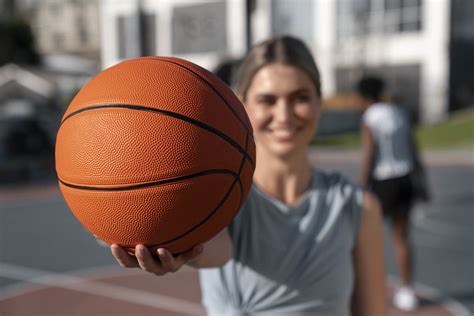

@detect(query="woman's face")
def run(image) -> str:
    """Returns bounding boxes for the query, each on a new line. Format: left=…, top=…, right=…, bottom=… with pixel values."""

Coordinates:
left=244, top=63, right=320, bottom=159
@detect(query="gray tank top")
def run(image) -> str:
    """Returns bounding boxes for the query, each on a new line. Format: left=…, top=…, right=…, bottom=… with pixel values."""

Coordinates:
left=199, top=170, right=363, bottom=316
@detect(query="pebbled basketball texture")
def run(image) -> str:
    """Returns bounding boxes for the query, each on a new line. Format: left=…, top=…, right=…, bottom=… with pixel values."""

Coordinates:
left=55, top=56, right=255, bottom=254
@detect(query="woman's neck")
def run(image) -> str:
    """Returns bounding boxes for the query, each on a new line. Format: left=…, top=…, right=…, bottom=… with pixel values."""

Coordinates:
left=253, top=150, right=313, bottom=206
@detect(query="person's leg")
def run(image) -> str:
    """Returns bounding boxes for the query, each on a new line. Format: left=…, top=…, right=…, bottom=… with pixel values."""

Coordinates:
left=391, top=206, right=413, bottom=286
left=391, top=201, right=418, bottom=310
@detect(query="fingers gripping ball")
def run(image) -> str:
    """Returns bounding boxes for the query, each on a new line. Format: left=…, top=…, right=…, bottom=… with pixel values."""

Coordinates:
left=55, top=57, right=255, bottom=254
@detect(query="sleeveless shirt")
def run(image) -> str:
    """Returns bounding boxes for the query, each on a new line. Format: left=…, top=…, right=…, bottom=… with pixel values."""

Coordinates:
left=199, top=170, right=363, bottom=316
left=363, top=102, right=415, bottom=180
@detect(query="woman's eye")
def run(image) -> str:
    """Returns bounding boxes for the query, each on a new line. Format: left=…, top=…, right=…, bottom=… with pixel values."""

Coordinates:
left=294, top=95, right=310, bottom=103
left=257, top=97, right=275, bottom=105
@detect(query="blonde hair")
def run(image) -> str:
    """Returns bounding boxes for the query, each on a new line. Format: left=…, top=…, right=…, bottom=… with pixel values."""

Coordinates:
left=236, top=36, right=322, bottom=101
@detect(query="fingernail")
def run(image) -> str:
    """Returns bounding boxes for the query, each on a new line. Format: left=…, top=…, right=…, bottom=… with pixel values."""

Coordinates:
left=137, top=245, right=145, bottom=254
left=158, top=248, right=167, bottom=258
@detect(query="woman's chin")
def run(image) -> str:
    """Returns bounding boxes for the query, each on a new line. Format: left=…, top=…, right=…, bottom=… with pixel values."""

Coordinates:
left=267, top=144, right=302, bottom=159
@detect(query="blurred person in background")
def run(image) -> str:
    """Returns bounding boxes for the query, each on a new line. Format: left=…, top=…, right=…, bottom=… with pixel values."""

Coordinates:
left=357, top=76, right=429, bottom=311
left=111, top=36, right=386, bottom=316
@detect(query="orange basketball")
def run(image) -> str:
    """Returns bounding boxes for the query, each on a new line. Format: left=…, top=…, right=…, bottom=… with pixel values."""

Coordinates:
left=55, top=57, right=255, bottom=254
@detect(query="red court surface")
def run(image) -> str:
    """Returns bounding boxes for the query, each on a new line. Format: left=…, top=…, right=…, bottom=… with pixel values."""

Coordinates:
left=0, top=266, right=468, bottom=316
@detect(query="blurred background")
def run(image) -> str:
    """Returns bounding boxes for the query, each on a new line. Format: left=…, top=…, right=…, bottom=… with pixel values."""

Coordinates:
left=0, top=0, right=473, bottom=184
left=0, top=0, right=472, bottom=315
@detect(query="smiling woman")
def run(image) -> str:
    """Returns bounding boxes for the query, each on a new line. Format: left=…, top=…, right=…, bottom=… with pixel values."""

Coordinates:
left=197, top=36, right=386, bottom=316
left=110, top=36, right=387, bottom=316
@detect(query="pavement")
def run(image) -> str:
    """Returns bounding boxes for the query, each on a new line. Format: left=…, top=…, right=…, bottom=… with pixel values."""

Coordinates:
left=309, top=147, right=473, bottom=167
left=0, top=148, right=473, bottom=316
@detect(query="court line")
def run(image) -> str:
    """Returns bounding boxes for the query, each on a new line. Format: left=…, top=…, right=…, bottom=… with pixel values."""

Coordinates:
left=0, top=262, right=202, bottom=315
left=387, top=275, right=471, bottom=316
left=0, top=264, right=197, bottom=299
left=2, top=262, right=470, bottom=316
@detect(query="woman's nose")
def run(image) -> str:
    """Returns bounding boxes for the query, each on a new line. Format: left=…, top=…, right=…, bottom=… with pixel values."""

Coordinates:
left=274, top=100, right=293, bottom=123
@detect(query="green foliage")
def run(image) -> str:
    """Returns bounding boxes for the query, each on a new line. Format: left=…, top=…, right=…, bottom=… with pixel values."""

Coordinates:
left=313, top=107, right=474, bottom=149
left=415, top=107, right=474, bottom=149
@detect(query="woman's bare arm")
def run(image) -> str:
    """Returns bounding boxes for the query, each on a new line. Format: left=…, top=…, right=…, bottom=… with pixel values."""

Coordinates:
left=351, top=191, right=387, bottom=316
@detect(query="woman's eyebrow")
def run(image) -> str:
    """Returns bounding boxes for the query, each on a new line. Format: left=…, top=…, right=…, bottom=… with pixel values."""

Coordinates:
left=255, top=93, right=275, bottom=98
left=254, top=88, right=311, bottom=99
left=289, top=88, right=310, bottom=96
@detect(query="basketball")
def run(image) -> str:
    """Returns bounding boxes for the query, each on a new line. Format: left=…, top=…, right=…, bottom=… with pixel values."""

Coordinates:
left=55, top=57, right=255, bottom=255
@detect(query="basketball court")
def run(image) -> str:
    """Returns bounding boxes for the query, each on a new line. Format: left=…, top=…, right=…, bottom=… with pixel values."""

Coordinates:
left=0, top=262, right=469, bottom=316
left=1, top=150, right=472, bottom=316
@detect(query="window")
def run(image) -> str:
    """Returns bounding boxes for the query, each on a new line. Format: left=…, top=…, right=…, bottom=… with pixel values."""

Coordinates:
left=76, top=14, right=88, bottom=46
left=337, top=0, right=422, bottom=40
left=139, top=13, right=157, bottom=56
left=337, top=0, right=371, bottom=39
left=171, top=2, right=227, bottom=55
left=385, top=0, right=422, bottom=33
left=117, top=12, right=156, bottom=59
left=271, top=0, right=314, bottom=46
left=117, top=15, right=139, bottom=59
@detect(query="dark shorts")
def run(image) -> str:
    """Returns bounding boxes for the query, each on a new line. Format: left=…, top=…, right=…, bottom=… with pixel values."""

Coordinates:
left=370, top=174, right=414, bottom=217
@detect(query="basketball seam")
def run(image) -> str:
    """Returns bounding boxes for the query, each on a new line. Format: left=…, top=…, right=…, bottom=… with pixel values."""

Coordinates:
left=146, top=57, right=254, bottom=141
left=58, top=169, right=238, bottom=191
left=60, top=104, right=255, bottom=168
left=235, top=131, right=248, bottom=208
left=127, top=131, right=249, bottom=248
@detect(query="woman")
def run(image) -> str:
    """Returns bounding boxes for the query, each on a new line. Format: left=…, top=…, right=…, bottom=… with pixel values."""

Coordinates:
left=357, top=76, right=426, bottom=311
left=112, top=36, right=386, bottom=316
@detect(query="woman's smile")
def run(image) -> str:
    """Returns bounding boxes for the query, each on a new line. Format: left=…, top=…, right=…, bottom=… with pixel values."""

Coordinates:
left=268, top=126, right=300, bottom=141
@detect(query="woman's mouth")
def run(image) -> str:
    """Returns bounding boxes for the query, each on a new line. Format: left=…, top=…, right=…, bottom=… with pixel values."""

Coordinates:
left=269, top=127, right=298, bottom=141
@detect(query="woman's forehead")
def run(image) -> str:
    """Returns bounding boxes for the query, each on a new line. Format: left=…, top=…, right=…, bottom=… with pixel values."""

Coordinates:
left=249, top=64, right=315, bottom=94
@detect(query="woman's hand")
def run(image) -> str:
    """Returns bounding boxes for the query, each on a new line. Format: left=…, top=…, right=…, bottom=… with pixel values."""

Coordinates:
left=111, top=244, right=204, bottom=276
left=110, top=228, right=232, bottom=274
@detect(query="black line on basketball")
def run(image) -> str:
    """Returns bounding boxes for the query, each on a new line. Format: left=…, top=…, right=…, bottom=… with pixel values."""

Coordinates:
left=127, top=171, right=243, bottom=248
left=235, top=131, right=248, bottom=207
left=58, top=169, right=238, bottom=191
left=61, top=104, right=255, bottom=168
left=140, top=130, right=249, bottom=248
left=149, top=57, right=254, bottom=140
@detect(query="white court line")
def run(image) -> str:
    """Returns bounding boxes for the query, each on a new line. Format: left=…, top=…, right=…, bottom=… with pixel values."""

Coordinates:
left=0, top=264, right=196, bottom=300
left=2, top=263, right=470, bottom=316
left=387, top=275, right=471, bottom=316
left=0, top=262, right=202, bottom=315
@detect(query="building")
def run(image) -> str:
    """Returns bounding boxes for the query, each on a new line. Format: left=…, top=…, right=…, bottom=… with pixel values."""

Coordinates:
left=323, top=0, right=474, bottom=123
left=28, top=0, right=101, bottom=60
left=100, top=0, right=473, bottom=123
left=100, top=0, right=247, bottom=72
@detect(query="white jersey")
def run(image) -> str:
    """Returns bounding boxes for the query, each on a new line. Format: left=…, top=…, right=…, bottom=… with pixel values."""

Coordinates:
left=363, top=102, right=415, bottom=180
